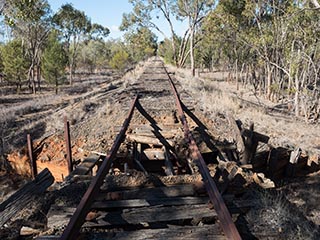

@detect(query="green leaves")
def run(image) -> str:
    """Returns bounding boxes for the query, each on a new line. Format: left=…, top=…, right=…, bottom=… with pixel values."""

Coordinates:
left=90, top=24, right=110, bottom=40
left=52, top=3, right=106, bottom=84
left=3, top=0, right=50, bottom=27
left=1, top=39, right=29, bottom=85
left=42, top=31, right=67, bottom=84
left=124, top=27, right=158, bottom=63
left=109, top=50, right=129, bottom=71
left=53, top=3, right=91, bottom=37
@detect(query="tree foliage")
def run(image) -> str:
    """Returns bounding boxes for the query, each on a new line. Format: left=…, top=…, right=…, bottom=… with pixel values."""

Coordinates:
left=176, top=0, right=215, bottom=75
left=53, top=3, right=109, bottom=84
left=0, top=1, right=111, bottom=93
left=158, top=38, right=176, bottom=64
left=53, top=3, right=91, bottom=85
left=1, top=39, right=29, bottom=93
left=2, top=0, right=51, bottom=93
left=77, top=39, right=110, bottom=73
left=42, top=31, right=67, bottom=94
left=200, top=0, right=320, bottom=121
left=109, top=49, right=130, bottom=71
left=121, top=0, right=215, bottom=75
left=124, top=27, right=157, bottom=63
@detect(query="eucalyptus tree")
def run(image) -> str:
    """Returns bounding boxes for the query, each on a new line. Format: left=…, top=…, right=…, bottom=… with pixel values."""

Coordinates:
left=90, top=23, right=110, bottom=41
left=2, top=0, right=51, bottom=93
left=158, top=38, right=177, bottom=64
left=77, top=24, right=110, bottom=73
left=121, top=0, right=215, bottom=76
left=311, top=0, right=320, bottom=8
left=77, top=40, right=106, bottom=73
left=109, top=49, right=130, bottom=71
left=53, top=4, right=109, bottom=84
left=176, top=0, right=215, bottom=76
left=200, top=0, right=251, bottom=87
left=201, top=0, right=320, bottom=120
left=124, top=27, right=158, bottom=63
left=120, top=0, right=179, bottom=64
left=52, top=4, right=91, bottom=85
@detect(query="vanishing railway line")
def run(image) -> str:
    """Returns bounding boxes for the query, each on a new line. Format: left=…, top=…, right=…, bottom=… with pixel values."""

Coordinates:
left=39, top=58, right=243, bottom=239
left=2, top=57, right=320, bottom=240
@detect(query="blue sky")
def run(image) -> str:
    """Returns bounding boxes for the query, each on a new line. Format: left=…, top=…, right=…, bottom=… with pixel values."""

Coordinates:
left=48, top=0, right=132, bottom=39
left=48, top=0, right=187, bottom=41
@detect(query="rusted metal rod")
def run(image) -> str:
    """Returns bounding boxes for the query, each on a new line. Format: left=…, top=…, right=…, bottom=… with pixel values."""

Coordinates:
left=164, top=65, right=242, bottom=240
left=27, top=134, right=37, bottom=179
left=64, top=116, right=73, bottom=174
left=60, top=95, right=138, bottom=240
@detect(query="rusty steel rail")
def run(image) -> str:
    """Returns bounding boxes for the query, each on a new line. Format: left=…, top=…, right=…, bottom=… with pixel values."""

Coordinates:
left=60, top=95, right=139, bottom=240
left=164, top=65, right=242, bottom=240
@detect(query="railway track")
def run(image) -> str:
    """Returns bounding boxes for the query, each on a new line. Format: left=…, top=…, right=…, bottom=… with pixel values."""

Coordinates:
left=39, top=58, right=244, bottom=239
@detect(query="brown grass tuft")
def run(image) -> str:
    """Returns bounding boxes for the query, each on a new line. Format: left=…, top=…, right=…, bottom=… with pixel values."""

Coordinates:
left=246, top=189, right=318, bottom=239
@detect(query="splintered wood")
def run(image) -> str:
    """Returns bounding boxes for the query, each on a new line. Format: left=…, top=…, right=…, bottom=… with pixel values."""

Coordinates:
left=0, top=168, right=54, bottom=227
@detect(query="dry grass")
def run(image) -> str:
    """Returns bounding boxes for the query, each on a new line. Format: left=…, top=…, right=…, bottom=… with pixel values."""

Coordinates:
left=172, top=66, right=320, bottom=157
left=122, top=60, right=146, bottom=86
left=173, top=67, right=241, bottom=115
left=246, top=189, right=318, bottom=239
left=172, top=65, right=320, bottom=239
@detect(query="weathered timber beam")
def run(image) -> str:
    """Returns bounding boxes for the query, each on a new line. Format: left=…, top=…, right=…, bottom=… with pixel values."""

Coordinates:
left=68, top=154, right=100, bottom=177
left=126, top=133, right=174, bottom=147
left=242, top=129, right=269, bottom=143
left=39, top=225, right=227, bottom=240
left=0, top=168, right=54, bottom=227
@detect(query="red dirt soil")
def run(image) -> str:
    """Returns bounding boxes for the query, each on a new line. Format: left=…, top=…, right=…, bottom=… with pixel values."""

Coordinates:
left=7, top=135, right=86, bottom=182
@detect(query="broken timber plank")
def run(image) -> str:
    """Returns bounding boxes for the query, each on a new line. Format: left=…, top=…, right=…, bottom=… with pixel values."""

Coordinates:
left=227, top=113, right=245, bottom=156
left=86, top=226, right=227, bottom=240
left=143, top=148, right=165, bottom=160
left=98, top=184, right=196, bottom=200
left=241, top=123, right=258, bottom=164
left=242, top=129, right=269, bottom=143
left=114, top=124, right=182, bottom=133
left=126, top=133, right=174, bottom=147
left=39, top=225, right=226, bottom=240
left=91, top=196, right=210, bottom=209
left=133, top=128, right=181, bottom=139
left=48, top=204, right=216, bottom=229
left=285, top=147, right=302, bottom=177
left=0, top=168, right=54, bottom=227
left=47, top=206, right=76, bottom=230
left=69, top=154, right=100, bottom=176
left=49, top=200, right=252, bottom=229
left=85, top=204, right=217, bottom=226
left=92, top=195, right=250, bottom=210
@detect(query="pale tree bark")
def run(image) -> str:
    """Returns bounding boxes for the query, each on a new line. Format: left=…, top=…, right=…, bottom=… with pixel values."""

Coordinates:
left=294, top=71, right=300, bottom=117
left=156, top=0, right=179, bottom=66
left=310, top=0, right=320, bottom=8
left=266, top=63, right=272, bottom=99
left=178, top=0, right=211, bottom=76
left=190, top=26, right=195, bottom=76
left=177, top=29, right=190, bottom=67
